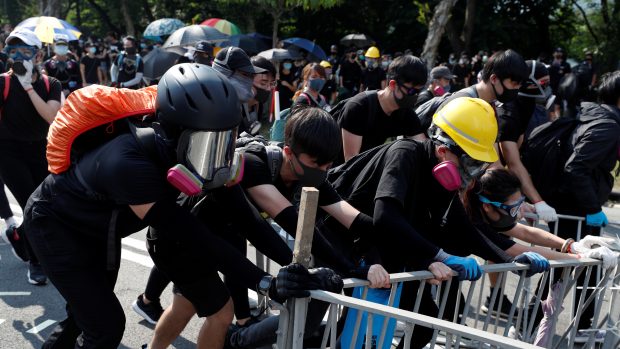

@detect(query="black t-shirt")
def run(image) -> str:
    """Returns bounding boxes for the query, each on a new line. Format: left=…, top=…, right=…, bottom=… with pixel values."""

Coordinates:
left=44, top=58, right=81, bottom=91
left=277, top=71, right=295, bottom=110
left=0, top=74, right=62, bottom=141
left=415, top=89, right=434, bottom=108
left=80, top=55, right=101, bottom=84
left=241, top=148, right=341, bottom=209
left=362, top=67, right=386, bottom=91
left=340, top=60, right=362, bottom=91
left=115, top=53, right=144, bottom=87
left=320, top=79, right=337, bottom=102
left=452, top=64, right=470, bottom=86
left=0, top=52, right=7, bottom=73
left=339, top=91, right=423, bottom=154
left=29, top=134, right=176, bottom=238
left=497, top=99, right=535, bottom=143
left=328, top=139, right=513, bottom=263
left=549, top=60, right=571, bottom=93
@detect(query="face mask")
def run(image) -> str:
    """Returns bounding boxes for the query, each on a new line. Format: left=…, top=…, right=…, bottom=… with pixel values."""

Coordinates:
left=492, top=79, right=519, bottom=104
left=289, top=152, right=327, bottom=187
left=442, top=84, right=451, bottom=93
left=482, top=55, right=488, bottom=63
left=381, top=61, right=389, bottom=70
left=308, top=77, right=326, bottom=92
left=11, top=60, right=29, bottom=75
left=393, top=85, right=418, bottom=109
left=366, top=59, right=378, bottom=69
left=194, top=55, right=211, bottom=65
left=325, top=69, right=332, bottom=76
left=487, top=207, right=518, bottom=231
left=283, top=62, right=292, bottom=70
left=167, top=152, right=244, bottom=195
left=88, top=47, right=97, bottom=54
left=229, top=73, right=255, bottom=102
left=140, top=43, right=147, bottom=49
left=255, top=86, right=271, bottom=103
left=54, top=45, right=69, bottom=55
left=125, top=47, right=136, bottom=55
left=432, top=161, right=461, bottom=191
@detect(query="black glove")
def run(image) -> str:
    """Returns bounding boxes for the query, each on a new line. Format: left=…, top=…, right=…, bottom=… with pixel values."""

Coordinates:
left=268, top=264, right=344, bottom=303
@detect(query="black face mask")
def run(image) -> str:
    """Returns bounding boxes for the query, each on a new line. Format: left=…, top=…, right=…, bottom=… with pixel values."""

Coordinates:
left=393, top=89, right=418, bottom=109
left=289, top=153, right=327, bottom=188
left=488, top=207, right=517, bottom=231
left=194, top=55, right=211, bottom=65
left=125, top=47, right=137, bottom=55
left=11, top=60, right=27, bottom=75
left=492, top=79, right=519, bottom=104
left=255, top=87, right=271, bottom=104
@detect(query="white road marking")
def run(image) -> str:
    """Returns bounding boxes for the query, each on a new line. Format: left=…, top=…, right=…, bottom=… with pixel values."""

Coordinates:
left=26, top=319, right=56, bottom=334
left=121, top=237, right=147, bottom=252
left=0, top=319, right=5, bottom=326
left=0, top=292, right=31, bottom=296
left=121, top=249, right=154, bottom=268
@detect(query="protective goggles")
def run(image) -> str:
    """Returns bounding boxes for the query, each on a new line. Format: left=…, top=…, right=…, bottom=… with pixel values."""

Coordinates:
left=4, top=45, right=37, bottom=61
left=518, top=63, right=551, bottom=98
left=433, top=132, right=490, bottom=178
left=478, top=195, right=526, bottom=217
left=396, top=81, right=420, bottom=96
left=184, top=128, right=238, bottom=182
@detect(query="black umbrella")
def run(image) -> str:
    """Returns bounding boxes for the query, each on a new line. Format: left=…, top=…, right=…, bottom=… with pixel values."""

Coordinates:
left=219, top=34, right=270, bottom=56
left=142, top=47, right=181, bottom=82
left=163, top=25, right=229, bottom=55
left=340, top=33, right=373, bottom=48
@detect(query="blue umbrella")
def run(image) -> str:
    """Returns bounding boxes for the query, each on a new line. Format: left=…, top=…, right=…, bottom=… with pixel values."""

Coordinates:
left=143, top=18, right=184, bottom=42
left=282, top=37, right=327, bottom=61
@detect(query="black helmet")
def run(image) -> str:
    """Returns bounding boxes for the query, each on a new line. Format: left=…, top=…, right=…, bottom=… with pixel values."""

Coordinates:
left=157, top=63, right=241, bottom=131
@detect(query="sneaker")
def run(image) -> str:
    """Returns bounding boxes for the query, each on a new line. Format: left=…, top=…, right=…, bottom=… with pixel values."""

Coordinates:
left=480, top=294, right=514, bottom=318
left=132, top=294, right=164, bottom=324
left=1, top=225, right=29, bottom=262
left=27, top=263, right=47, bottom=285
left=574, top=329, right=606, bottom=343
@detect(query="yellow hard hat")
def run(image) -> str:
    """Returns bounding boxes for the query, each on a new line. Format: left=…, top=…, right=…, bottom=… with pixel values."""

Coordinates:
left=320, top=60, right=332, bottom=68
left=365, top=46, right=380, bottom=59
left=433, top=97, right=498, bottom=162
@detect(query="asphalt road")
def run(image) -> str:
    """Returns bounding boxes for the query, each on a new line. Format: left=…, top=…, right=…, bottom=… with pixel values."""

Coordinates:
left=1, top=189, right=619, bottom=349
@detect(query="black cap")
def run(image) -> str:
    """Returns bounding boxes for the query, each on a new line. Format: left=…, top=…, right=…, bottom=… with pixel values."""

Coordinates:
left=195, top=41, right=212, bottom=53
left=214, top=46, right=266, bottom=74
left=554, top=47, right=564, bottom=53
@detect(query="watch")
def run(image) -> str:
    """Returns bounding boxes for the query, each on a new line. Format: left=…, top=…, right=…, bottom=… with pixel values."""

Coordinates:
left=257, top=275, right=273, bottom=296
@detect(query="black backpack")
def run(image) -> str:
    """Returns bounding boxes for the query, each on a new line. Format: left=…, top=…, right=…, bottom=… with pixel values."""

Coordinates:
left=236, top=133, right=283, bottom=183
left=521, top=117, right=579, bottom=200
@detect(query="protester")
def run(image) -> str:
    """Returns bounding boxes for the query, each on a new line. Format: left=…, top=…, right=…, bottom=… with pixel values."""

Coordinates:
left=292, top=62, right=330, bottom=110
left=110, top=35, right=143, bottom=89
left=43, top=35, right=81, bottom=96
left=80, top=41, right=102, bottom=86
left=319, top=60, right=338, bottom=105
left=336, top=54, right=427, bottom=164
left=338, top=48, right=363, bottom=99
left=0, top=28, right=62, bottom=286
left=415, top=65, right=454, bottom=107
left=193, top=40, right=213, bottom=65
left=451, top=52, right=471, bottom=90
left=277, top=59, right=296, bottom=110
left=549, top=47, right=572, bottom=115
left=360, top=46, right=386, bottom=91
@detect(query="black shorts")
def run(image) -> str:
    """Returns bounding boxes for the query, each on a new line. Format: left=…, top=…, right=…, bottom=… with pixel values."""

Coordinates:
left=147, top=229, right=230, bottom=317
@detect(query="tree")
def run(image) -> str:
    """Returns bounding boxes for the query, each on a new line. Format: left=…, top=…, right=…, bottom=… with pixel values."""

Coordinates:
left=421, top=0, right=458, bottom=69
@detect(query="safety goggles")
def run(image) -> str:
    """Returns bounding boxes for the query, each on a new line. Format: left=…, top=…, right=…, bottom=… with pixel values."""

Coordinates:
left=434, top=133, right=490, bottom=178
left=4, top=45, right=37, bottom=60
left=478, top=195, right=526, bottom=217
left=184, top=128, right=238, bottom=182
left=397, top=81, right=420, bottom=96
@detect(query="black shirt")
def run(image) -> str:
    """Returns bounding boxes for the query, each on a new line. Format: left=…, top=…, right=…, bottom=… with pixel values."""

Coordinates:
left=497, top=98, right=535, bottom=143
left=362, top=67, right=386, bottom=91
left=44, top=57, right=81, bottom=91
left=339, top=91, right=423, bottom=154
left=415, top=89, right=435, bottom=108
left=549, top=60, right=571, bottom=93
left=452, top=64, right=470, bottom=86
left=115, top=53, right=144, bottom=88
left=328, top=139, right=513, bottom=266
left=277, top=70, right=296, bottom=110
left=80, top=55, right=101, bottom=84
left=0, top=74, right=62, bottom=141
left=340, top=60, right=362, bottom=91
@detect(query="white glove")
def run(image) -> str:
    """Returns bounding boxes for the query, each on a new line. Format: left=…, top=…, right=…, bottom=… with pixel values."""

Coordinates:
left=534, top=201, right=558, bottom=222
left=572, top=235, right=620, bottom=253
left=16, top=60, right=34, bottom=89
left=580, top=246, right=619, bottom=270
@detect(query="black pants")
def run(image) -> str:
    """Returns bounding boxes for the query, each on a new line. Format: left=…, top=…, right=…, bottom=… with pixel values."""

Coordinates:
left=26, top=212, right=125, bottom=349
left=0, top=139, right=49, bottom=263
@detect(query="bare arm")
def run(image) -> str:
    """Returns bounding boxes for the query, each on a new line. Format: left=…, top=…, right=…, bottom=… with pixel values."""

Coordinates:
left=342, top=128, right=363, bottom=162
left=500, top=140, right=544, bottom=202
left=321, top=200, right=360, bottom=229
left=246, top=184, right=293, bottom=218
left=504, top=243, right=578, bottom=260
left=502, top=223, right=565, bottom=250
left=129, top=202, right=155, bottom=220
left=79, top=63, right=87, bottom=86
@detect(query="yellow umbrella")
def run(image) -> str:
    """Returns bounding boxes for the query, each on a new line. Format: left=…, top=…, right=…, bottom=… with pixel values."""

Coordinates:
left=15, top=16, right=81, bottom=44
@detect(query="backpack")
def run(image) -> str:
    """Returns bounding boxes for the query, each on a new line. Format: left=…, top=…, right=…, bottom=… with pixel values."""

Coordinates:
left=270, top=92, right=329, bottom=142
left=236, top=133, right=283, bottom=183
left=1, top=72, right=50, bottom=118
left=415, top=86, right=478, bottom=132
left=521, top=116, right=579, bottom=200
left=117, top=53, right=142, bottom=72
left=47, top=84, right=158, bottom=174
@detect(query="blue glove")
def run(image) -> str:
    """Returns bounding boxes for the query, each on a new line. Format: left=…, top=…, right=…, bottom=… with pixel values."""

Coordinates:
left=443, top=255, right=482, bottom=281
left=586, top=211, right=608, bottom=227
left=512, top=252, right=550, bottom=277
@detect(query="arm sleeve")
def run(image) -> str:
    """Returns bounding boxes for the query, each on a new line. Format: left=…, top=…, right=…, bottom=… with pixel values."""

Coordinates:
left=274, top=205, right=357, bottom=275
left=122, top=72, right=143, bottom=88
left=143, top=198, right=268, bottom=288
left=564, top=122, right=620, bottom=212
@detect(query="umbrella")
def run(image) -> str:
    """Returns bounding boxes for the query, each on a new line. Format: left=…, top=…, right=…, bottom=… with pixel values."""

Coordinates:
left=163, top=25, right=229, bottom=55
left=143, top=18, right=184, bottom=42
left=201, top=18, right=242, bottom=36
left=533, top=282, right=564, bottom=347
left=219, top=34, right=270, bottom=56
left=258, top=48, right=301, bottom=62
left=340, top=33, right=373, bottom=48
left=282, top=37, right=326, bottom=61
left=142, top=47, right=181, bottom=82
left=15, top=16, right=81, bottom=44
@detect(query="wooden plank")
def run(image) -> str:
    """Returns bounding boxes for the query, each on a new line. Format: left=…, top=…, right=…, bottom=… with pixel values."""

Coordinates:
left=292, top=187, right=319, bottom=267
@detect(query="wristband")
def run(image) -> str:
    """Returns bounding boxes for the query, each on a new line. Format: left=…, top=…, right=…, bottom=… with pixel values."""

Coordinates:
left=561, top=238, right=575, bottom=253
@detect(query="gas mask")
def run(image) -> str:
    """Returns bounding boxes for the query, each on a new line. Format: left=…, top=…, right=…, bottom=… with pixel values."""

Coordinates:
left=54, top=45, right=69, bottom=56
left=518, top=64, right=556, bottom=110
left=4, top=45, right=36, bottom=75
left=431, top=134, right=489, bottom=191
left=168, top=128, right=244, bottom=195
left=213, top=64, right=254, bottom=102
